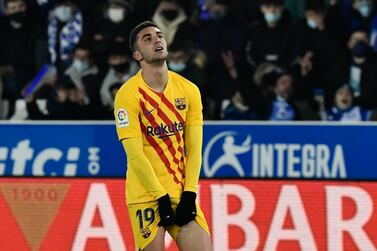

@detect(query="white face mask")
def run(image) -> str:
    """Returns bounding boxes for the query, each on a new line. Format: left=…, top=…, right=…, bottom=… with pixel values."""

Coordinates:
left=307, top=18, right=317, bottom=29
left=108, top=8, right=124, bottom=23
left=168, top=62, right=186, bottom=72
left=54, top=6, right=72, bottom=22
left=73, top=59, right=89, bottom=72
left=358, top=2, right=373, bottom=17
left=264, top=12, right=281, bottom=24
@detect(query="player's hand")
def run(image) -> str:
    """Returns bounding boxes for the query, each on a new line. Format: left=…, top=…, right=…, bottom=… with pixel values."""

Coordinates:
left=175, top=191, right=197, bottom=226
left=157, top=194, right=175, bottom=227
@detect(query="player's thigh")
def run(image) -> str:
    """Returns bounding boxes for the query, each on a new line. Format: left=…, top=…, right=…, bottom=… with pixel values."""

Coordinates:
left=176, top=221, right=212, bottom=251
left=141, top=227, right=165, bottom=251
left=128, top=201, right=164, bottom=250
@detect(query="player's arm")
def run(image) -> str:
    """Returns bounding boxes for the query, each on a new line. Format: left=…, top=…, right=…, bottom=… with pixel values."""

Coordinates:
left=121, top=137, right=166, bottom=199
left=121, top=137, right=175, bottom=226
left=183, top=125, right=203, bottom=193
left=114, top=90, right=165, bottom=197
left=175, top=84, right=203, bottom=226
left=115, top=88, right=174, bottom=226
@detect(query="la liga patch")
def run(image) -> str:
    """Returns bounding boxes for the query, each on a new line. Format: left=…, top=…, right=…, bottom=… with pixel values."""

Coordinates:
left=117, top=108, right=129, bottom=128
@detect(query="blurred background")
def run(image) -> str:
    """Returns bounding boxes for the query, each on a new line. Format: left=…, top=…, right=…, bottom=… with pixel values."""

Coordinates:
left=1, top=0, right=377, bottom=250
left=1, top=0, right=377, bottom=122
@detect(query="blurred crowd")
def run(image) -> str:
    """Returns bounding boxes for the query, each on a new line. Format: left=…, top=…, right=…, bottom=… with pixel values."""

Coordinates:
left=0, top=0, right=377, bottom=121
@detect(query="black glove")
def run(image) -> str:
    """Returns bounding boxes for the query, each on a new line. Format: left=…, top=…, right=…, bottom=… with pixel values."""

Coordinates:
left=157, top=194, right=175, bottom=227
left=175, top=191, right=197, bottom=226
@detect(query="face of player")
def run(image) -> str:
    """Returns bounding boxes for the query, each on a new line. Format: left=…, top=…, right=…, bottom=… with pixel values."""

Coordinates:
left=133, top=26, right=168, bottom=64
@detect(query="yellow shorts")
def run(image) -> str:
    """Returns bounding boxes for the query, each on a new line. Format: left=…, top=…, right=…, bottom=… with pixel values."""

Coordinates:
left=128, top=197, right=210, bottom=250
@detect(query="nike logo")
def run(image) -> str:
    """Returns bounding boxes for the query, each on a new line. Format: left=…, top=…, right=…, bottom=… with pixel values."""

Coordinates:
left=144, top=108, right=156, bottom=116
left=158, top=133, right=176, bottom=138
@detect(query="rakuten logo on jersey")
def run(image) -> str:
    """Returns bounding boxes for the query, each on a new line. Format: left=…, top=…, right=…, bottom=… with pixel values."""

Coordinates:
left=146, top=122, right=184, bottom=138
left=0, top=139, right=101, bottom=176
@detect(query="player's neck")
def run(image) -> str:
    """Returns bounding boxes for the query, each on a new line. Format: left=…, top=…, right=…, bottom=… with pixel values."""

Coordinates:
left=141, top=61, right=169, bottom=93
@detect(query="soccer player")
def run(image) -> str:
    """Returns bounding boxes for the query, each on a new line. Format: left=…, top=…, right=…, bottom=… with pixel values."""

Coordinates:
left=114, top=21, right=212, bottom=251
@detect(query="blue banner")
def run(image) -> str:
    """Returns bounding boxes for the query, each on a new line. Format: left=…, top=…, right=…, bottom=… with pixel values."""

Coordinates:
left=0, top=122, right=376, bottom=180
left=0, top=122, right=125, bottom=177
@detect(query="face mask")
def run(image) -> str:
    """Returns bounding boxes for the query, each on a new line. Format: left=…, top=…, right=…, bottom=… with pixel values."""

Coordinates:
left=358, top=2, right=373, bottom=17
left=161, top=9, right=179, bottom=21
left=352, top=41, right=370, bottom=58
left=111, top=62, right=130, bottom=73
left=307, top=18, right=317, bottom=29
left=8, top=11, right=26, bottom=24
left=73, top=59, right=89, bottom=72
left=54, top=6, right=72, bottom=22
left=108, top=8, right=124, bottom=23
left=168, top=62, right=186, bottom=72
left=264, top=12, right=281, bottom=24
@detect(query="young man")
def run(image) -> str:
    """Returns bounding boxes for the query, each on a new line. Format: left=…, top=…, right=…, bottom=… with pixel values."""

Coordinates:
left=114, top=21, right=212, bottom=251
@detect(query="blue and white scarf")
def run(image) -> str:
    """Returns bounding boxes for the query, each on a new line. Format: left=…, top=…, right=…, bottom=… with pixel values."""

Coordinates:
left=48, top=11, right=83, bottom=64
left=326, top=106, right=371, bottom=121
left=269, top=96, right=296, bottom=121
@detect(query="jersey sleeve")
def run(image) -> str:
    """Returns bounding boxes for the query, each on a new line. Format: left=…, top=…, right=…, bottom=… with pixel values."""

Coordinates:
left=114, top=87, right=142, bottom=140
left=183, top=125, right=203, bottom=192
left=185, top=85, right=203, bottom=126
left=122, top=137, right=166, bottom=199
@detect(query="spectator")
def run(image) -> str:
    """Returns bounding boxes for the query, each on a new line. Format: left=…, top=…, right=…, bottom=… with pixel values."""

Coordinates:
left=222, top=91, right=260, bottom=120
left=168, top=42, right=206, bottom=96
left=244, top=0, right=297, bottom=69
left=26, top=79, right=96, bottom=120
left=48, top=0, right=83, bottom=74
left=167, top=41, right=211, bottom=117
left=91, top=0, right=136, bottom=69
left=197, top=0, right=245, bottom=118
left=260, top=69, right=301, bottom=120
left=105, top=81, right=122, bottom=118
left=152, top=0, right=196, bottom=47
left=292, top=0, right=340, bottom=103
left=325, top=84, right=371, bottom=121
left=221, top=51, right=264, bottom=121
left=328, top=28, right=377, bottom=109
left=343, top=0, right=377, bottom=51
left=0, top=0, right=37, bottom=102
left=253, top=62, right=279, bottom=87
left=63, top=42, right=103, bottom=109
left=100, top=45, right=138, bottom=109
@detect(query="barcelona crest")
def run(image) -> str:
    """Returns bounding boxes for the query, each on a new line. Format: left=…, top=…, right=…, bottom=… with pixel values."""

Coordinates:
left=175, top=97, right=186, bottom=110
left=141, top=227, right=151, bottom=239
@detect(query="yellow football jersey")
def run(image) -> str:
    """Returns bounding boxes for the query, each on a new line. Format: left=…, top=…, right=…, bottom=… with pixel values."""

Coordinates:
left=114, top=70, right=203, bottom=204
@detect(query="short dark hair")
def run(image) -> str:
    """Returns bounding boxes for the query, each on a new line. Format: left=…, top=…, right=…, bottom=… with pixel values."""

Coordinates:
left=305, top=0, right=325, bottom=12
left=74, top=39, right=92, bottom=53
left=129, top=21, right=159, bottom=52
left=259, top=0, right=284, bottom=6
left=5, top=0, right=25, bottom=6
